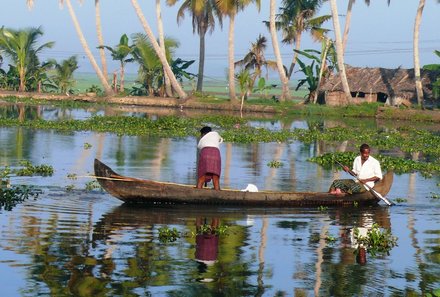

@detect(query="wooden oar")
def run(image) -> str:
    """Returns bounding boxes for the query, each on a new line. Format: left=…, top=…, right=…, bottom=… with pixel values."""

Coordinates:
left=335, top=160, right=394, bottom=206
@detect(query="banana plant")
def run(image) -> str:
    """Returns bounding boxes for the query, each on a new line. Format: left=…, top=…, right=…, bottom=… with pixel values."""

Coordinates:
left=423, top=50, right=440, bottom=99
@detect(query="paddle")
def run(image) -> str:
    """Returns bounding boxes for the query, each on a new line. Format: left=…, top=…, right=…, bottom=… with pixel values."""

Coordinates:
left=335, top=160, right=394, bottom=206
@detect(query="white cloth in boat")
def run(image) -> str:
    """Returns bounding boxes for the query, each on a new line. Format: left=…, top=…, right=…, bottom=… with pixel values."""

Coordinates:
left=241, top=184, right=259, bottom=192
left=353, top=155, right=383, bottom=189
left=198, top=131, right=223, bottom=150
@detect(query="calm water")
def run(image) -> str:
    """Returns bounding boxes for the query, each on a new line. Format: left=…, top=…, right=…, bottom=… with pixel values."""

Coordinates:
left=1, top=105, right=440, bottom=296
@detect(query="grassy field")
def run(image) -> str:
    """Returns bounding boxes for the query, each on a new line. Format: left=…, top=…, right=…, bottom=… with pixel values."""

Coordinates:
left=73, top=72, right=309, bottom=100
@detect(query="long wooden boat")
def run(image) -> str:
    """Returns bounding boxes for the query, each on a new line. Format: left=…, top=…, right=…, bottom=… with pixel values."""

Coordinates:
left=94, top=159, right=394, bottom=207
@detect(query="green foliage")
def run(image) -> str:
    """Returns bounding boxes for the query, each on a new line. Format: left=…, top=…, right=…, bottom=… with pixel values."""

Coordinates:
left=0, top=185, right=40, bottom=211
left=49, top=56, right=79, bottom=94
left=423, top=50, right=440, bottom=99
left=429, top=192, right=440, bottom=199
left=85, top=84, right=104, bottom=96
left=0, top=26, right=54, bottom=92
left=196, top=224, right=229, bottom=236
left=395, top=198, right=408, bottom=203
left=14, top=160, right=54, bottom=176
left=317, top=205, right=328, bottom=211
left=158, top=226, right=180, bottom=243
left=426, top=288, right=440, bottom=297
left=85, top=180, right=101, bottom=191
left=1, top=167, right=40, bottom=211
left=353, top=223, right=398, bottom=257
left=267, top=160, right=284, bottom=168
left=83, top=142, right=92, bottom=149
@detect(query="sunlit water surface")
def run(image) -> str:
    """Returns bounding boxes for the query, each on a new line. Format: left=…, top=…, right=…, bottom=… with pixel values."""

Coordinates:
left=0, top=105, right=439, bottom=296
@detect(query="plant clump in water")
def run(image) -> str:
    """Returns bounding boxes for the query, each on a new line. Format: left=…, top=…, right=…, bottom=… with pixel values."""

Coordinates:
left=353, top=223, right=398, bottom=257
left=1, top=167, right=41, bottom=211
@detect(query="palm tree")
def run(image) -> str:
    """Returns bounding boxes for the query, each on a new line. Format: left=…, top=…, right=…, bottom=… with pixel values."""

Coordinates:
left=216, top=0, right=261, bottom=102
left=413, top=0, right=425, bottom=108
left=95, top=0, right=108, bottom=79
left=269, top=0, right=290, bottom=102
left=275, top=0, right=330, bottom=79
left=26, top=0, right=113, bottom=95
left=166, top=0, right=222, bottom=93
left=0, top=26, right=54, bottom=92
left=131, top=0, right=188, bottom=99
left=50, top=56, right=79, bottom=94
left=235, top=34, right=276, bottom=90
left=329, top=0, right=351, bottom=102
left=131, top=33, right=179, bottom=96
left=156, top=0, right=172, bottom=97
left=99, top=34, right=134, bottom=93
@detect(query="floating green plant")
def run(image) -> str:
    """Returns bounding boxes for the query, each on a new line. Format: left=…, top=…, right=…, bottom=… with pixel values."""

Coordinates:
left=67, top=173, right=77, bottom=180
left=309, top=152, right=440, bottom=177
left=158, top=226, right=180, bottom=243
left=429, top=192, right=440, bottom=199
left=85, top=180, right=101, bottom=191
left=395, top=198, right=408, bottom=203
left=14, top=160, right=54, bottom=177
left=1, top=168, right=41, bottom=211
left=195, top=224, right=229, bottom=236
left=353, top=223, right=398, bottom=257
left=267, top=160, right=284, bottom=168
left=83, top=142, right=92, bottom=149
left=317, top=205, right=328, bottom=212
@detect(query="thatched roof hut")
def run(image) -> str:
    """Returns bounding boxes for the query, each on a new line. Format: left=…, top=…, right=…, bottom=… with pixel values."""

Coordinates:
left=319, top=66, right=439, bottom=106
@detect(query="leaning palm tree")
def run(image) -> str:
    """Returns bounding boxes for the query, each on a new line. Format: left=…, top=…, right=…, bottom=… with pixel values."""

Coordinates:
left=0, top=26, right=54, bottom=92
left=156, top=0, right=172, bottom=97
left=216, top=0, right=261, bottom=102
left=269, top=0, right=290, bottom=102
left=99, top=34, right=134, bottom=93
left=27, top=0, right=113, bottom=95
left=166, top=0, right=222, bottom=92
left=131, top=0, right=187, bottom=99
left=95, top=0, right=108, bottom=79
left=275, top=0, right=330, bottom=79
left=413, top=0, right=425, bottom=108
left=329, top=0, right=351, bottom=102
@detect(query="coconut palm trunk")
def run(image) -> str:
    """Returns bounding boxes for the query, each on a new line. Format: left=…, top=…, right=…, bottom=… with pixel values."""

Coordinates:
left=414, top=0, right=425, bottom=108
left=228, top=14, right=237, bottom=101
left=313, top=38, right=331, bottom=104
left=131, top=0, right=187, bottom=99
left=95, top=0, right=108, bottom=79
left=64, top=0, right=113, bottom=95
left=329, top=0, right=351, bottom=102
left=156, top=0, right=173, bottom=97
left=269, top=0, right=289, bottom=102
left=288, top=31, right=302, bottom=79
left=197, top=21, right=208, bottom=92
left=342, top=0, right=354, bottom=53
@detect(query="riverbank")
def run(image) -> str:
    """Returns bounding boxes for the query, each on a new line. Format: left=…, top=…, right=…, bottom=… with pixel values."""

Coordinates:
left=1, top=90, right=440, bottom=122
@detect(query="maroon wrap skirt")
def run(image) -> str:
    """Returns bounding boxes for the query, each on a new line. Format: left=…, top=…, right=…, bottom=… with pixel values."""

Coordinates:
left=198, top=147, right=221, bottom=181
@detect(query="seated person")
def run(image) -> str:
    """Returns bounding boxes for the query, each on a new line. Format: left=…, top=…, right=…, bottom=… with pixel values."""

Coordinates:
left=329, top=143, right=382, bottom=195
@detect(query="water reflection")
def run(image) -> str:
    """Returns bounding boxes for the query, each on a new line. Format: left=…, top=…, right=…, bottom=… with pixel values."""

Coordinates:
left=0, top=191, right=439, bottom=296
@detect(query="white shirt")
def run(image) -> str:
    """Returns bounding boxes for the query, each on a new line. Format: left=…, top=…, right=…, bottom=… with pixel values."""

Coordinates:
left=352, top=155, right=382, bottom=188
left=197, top=131, right=223, bottom=149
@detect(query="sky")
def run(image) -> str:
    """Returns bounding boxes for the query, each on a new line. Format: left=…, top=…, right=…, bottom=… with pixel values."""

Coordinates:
left=1, top=0, right=439, bottom=79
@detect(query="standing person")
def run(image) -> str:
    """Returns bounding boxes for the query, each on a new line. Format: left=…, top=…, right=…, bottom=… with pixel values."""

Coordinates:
left=197, top=126, right=223, bottom=190
left=329, top=143, right=382, bottom=195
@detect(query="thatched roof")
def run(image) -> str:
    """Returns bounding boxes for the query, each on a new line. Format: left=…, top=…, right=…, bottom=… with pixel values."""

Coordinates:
left=321, top=66, right=439, bottom=99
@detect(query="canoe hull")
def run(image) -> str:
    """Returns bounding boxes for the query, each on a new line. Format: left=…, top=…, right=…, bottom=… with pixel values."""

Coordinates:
left=94, top=159, right=393, bottom=207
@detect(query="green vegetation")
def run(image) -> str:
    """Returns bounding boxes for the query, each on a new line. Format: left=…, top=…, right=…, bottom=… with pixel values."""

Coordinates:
left=267, top=160, right=284, bottom=168
left=85, top=180, right=101, bottom=191
left=317, top=205, right=328, bottom=211
left=395, top=198, right=408, bottom=203
left=195, top=223, right=229, bottom=236
left=14, top=160, right=54, bottom=176
left=353, top=223, right=398, bottom=257
left=1, top=167, right=40, bottom=211
left=158, top=226, right=180, bottom=243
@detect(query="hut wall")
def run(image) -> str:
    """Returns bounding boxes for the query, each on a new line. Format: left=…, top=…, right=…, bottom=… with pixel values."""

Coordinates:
left=325, top=91, right=377, bottom=106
